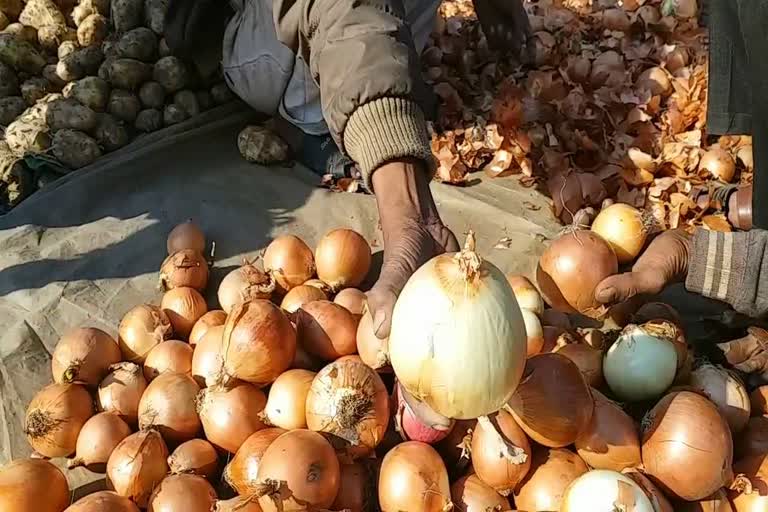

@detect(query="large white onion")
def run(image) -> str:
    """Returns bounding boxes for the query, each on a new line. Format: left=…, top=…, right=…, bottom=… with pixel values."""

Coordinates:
left=689, top=363, right=750, bottom=434
left=388, top=233, right=527, bottom=419
left=561, top=470, right=655, bottom=512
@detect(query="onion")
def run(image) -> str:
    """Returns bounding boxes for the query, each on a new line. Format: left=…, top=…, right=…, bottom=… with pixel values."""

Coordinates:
left=333, top=288, right=366, bottom=319
left=513, top=447, right=589, bottom=511
left=700, top=148, right=736, bottom=183
left=357, top=308, right=389, bottom=370
left=378, top=441, right=451, bottom=512
left=393, top=381, right=454, bottom=444
left=143, top=340, right=194, bottom=381
left=198, top=381, right=267, bottom=453
left=304, top=278, right=331, bottom=292
left=636, top=66, right=672, bottom=96
left=24, top=382, right=94, bottom=458
left=470, top=410, right=532, bottom=495
left=332, top=462, right=374, bottom=512
left=118, top=304, right=173, bottom=363
left=574, top=390, right=641, bottom=471
left=189, top=310, right=227, bottom=346
left=641, top=391, right=733, bottom=500
left=263, top=235, right=316, bottom=294
left=561, top=470, right=654, bottom=511
left=296, top=300, right=358, bottom=360
left=536, top=231, right=618, bottom=318
left=107, top=430, right=170, bottom=508
left=0, top=458, right=70, bottom=512
left=291, top=343, right=322, bottom=371
left=679, top=489, right=734, bottom=512
left=390, top=233, right=527, bottom=419
left=603, top=322, right=679, bottom=401
left=168, top=439, right=219, bottom=478
left=160, top=249, right=209, bottom=291
left=280, top=285, right=327, bottom=313
left=751, top=386, right=768, bottom=416
left=191, top=325, right=225, bottom=387
left=214, top=497, right=262, bottom=512
left=306, top=357, right=389, bottom=456
left=315, top=228, right=372, bottom=290
left=437, top=419, right=476, bottom=471
left=138, top=372, right=201, bottom=443
left=521, top=309, right=545, bottom=357
left=224, top=428, right=286, bottom=495
left=148, top=474, right=217, bottom=512
left=737, top=145, right=754, bottom=172
left=591, top=203, right=649, bottom=264
left=68, top=412, right=132, bottom=471
left=505, top=274, right=545, bottom=316
left=553, top=342, right=603, bottom=387
left=255, top=429, right=341, bottom=512
left=633, top=302, right=683, bottom=325
left=690, top=363, right=750, bottom=433
left=65, top=491, right=140, bottom=512
left=622, top=468, right=675, bottom=512
left=736, top=416, right=768, bottom=459
left=262, top=369, right=315, bottom=430
left=662, top=45, right=688, bottom=72
left=222, top=300, right=296, bottom=385
left=98, top=362, right=147, bottom=425
left=542, top=309, right=573, bottom=328
left=161, top=287, right=208, bottom=340
left=730, top=453, right=768, bottom=510
left=218, top=263, right=276, bottom=314
left=167, top=220, right=206, bottom=255
left=507, top=353, right=594, bottom=447
left=450, top=474, right=510, bottom=512
left=52, top=327, right=121, bottom=386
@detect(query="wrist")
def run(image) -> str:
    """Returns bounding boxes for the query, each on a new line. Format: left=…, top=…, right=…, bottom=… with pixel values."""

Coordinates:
left=372, top=158, right=440, bottom=227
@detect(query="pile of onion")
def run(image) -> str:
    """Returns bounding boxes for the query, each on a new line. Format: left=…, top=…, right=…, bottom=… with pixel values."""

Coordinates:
left=138, top=372, right=201, bottom=443
left=189, top=310, right=227, bottom=346
left=689, top=363, right=750, bottom=433
left=378, top=441, right=452, bottom=512
left=561, top=470, right=655, bottom=511
left=224, top=427, right=286, bottom=495
left=730, top=453, right=768, bottom=510
left=148, top=474, right=217, bottom=512
left=470, top=410, right=532, bottom=495
left=198, top=380, right=267, bottom=453
left=280, top=284, right=327, bottom=313
left=699, top=148, right=736, bottom=183
left=553, top=341, right=603, bottom=387
left=262, top=369, right=316, bottom=430
left=218, top=262, right=276, bottom=314
left=118, top=304, right=173, bottom=363
left=0, top=458, right=70, bottom=512
left=513, top=447, right=589, bottom=511
left=24, top=382, right=94, bottom=458
left=168, top=439, right=219, bottom=478
left=51, top=327, right=122, bottom=386
left=98, top=362, right=147, bottom=425
left=68, top=412, right=132, bottom=471
left=143, top=340, right=194, bottom=381
left=506, top=274, right=545, bottom=315
left=450, top=474, right=510, bottom=512
left=315, top=228, right=372, bottom=290
left=591, top=203, right=650, bottom=264
left=263, top=234, right=316, bottom=294
left=356, top=308, right=390, bottom=370
left=393, top=381, right=454, bottom=444
left=167, top=220, right=206, bottom=254
left=161, top=287, right=208, bottom=339
left=160, top=249, right=209, bottom=291
left=736, top=415, right=768, bottom=459
left=296, top=300, right=358, bottom=360
left=107, top=430, right=169, bottom=508
left=389, top=233, right=527, bottom=419
left=334, top=288, right=366, bottom=320
left=66, top=491, right=140, bottom=512
left=191, top=325, right=225, bottom=387
left=574, top=390, right=640, bottom=471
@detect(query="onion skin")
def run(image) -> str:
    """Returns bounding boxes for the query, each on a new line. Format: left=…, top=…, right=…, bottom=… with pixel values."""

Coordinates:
left=224, top=428, right=286, bottom=495
left=561, top=470, right=655, bottom=511
left=280, top=285, right=327, bottom=314
left=107, top=430, right=170, bottom=508
left=0, top=458, right=70, bottom=512
left=450, top=474, right=510, bottom=512
left=507, top=353, right=594, bottom=447
left=222, top=300, right=296, bottom=386
left=98, top=362, right=147, bottom=425
left=521, top=308, right=545, bottom=357
left=65, top=491, right=140, bottom=512
left=553, top=342, right=603, bottom=387
left=263, top=235, right=316, bottom=295
left=263, top=369, right=315, bottom=430
left=470, top=410, right=532, bottom=495
left=333, top=288, right=366, bottom=320
left=52, top=327, right=121, bottom=386
left=735, top=415, right=768, bottom=459
left=198, top=381, right=267, bottom=453
left=436, top=419, right=475, bottom=472
left=641, top=391, right=734, bottom=501
left=622, top=468, right=674, bottom=512
left=506, top=274, right=545, bottom=316
left=189, top=310, right=227, bottom=346
left=730, top=453, right=768, bottom=510
left=138, top=372, right=202, bottom=443
left=167, top=220, right=206, bottom=255
left=297, top=300, right=358, bottom=360
left=214, top=496, right=263, bottom=512
left=143, top=340, right=194, bottom=381
left=700, top=148, right=736, bottom=183
left=147, top=474, right=217, bottom=512
left=218, top=264, right=276, bottom=314
left=332, top=462, right=373, bottom=512
left=315, top=228, right=372, bottom=290
left=751, top=386, right=768, bottom=416
left=68, top=412, right=132, bottom=472
left=574, top=390, right=641, bottom=471
left=161, top=287, right=208, bottom=340
left=393, top=382, right=455, bottom=444
left=677, top=488, right=734, bottom=512
left=513, top=447, right=589, bottom=512
left=160, top=249, right=209, bottom=292
left=357, top=308, right=389, bottom=370
left=591, top=203, right=648, bottom=264
left=24, top=382, right=94, bottom=458
left=690, top=364, right=750, bottom=434
left=168, top=439, right=219, bottom=479
left=378, top=441, right=451, bottom=512
left=118, top=304, right=173, bottom=363
left=191, top=325, right=225, bottom=387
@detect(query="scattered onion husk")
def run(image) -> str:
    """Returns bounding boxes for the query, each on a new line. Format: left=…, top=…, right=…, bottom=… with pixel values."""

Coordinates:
left=167, top=220, right=206, bottom=255
left=224, top=428, right=286, bottom=495
left=138, top=372, right=201, bottom=443
left=513, top=446, right=589, bottom=512
left=315, top=228, right=372, bottom=291
left=191, top=325, right=225, bottom=387
left=52, top=327, right=122, bottom=386
left=0, top=458, right=70, bottom=512
left=332, top=462, right=374, bottom=512
left=591, top=203, right=649, bottom=264
left=574, top=390, right=641, bottom=471
left=735, top=415, right=768, bottom=459
left=143, top=340, right=194, bottom=381
left=296, top=300, right=358, bottom=360
left=507, top=353, right=594, bottom=447
left=521, top=308, right=545, bottom=357
left=161, top=286, right=208, bottom=339
left=198, top=380, right=267, bottom=453
left=262, top=369, right=316, bottom=430
left=263, top=234, right=316, bottom=295
left=730, top=453, right=768, bottom=510
left=98, top=362, right=147, bottom=425
left=450, top=473, right=510, bottom=512
left=118, top=304, right=173, bottom=363
left=393, top=381, right=455, bottom=444
left=218, top=263, right=276, bottom=314
left=641, top=391, right=733, bottom=501
left=65, top=491, right=140, bottom=512
left=24, top=382, right=94, bottom=458
left=189, top=310, right=227, bottom=346
left=700, top=148, right=736, bottom=183
left=677, top=488, right=733, bottom=512
left=470, top=410, right=532, bottom=495
left=690, top=363, right=750, bottom=433
left=333, top=288, right=366, bottom=320
left=561, top=470, right=654, bottom=511
left=378, top=441, right=451, bottom=512
left=622, top=468, right=675, bottom=512
left=506, top=274, right=545, bottom=316
left=280, top=285, right=327, bottom=313
left=160, top=249, right=209, bottom=291
left=751, top=386, right=768, bottom=416
left=106, top=429, right=169, bottom=508
left=168, top=439, right=219, bottom=479
left=553, top=341, right=604, bottom=387
left=356, top=308, right=390, bottom=370
left=148, top=474, right=217, bottom=512
left=68, top=412, right=132, bottom=472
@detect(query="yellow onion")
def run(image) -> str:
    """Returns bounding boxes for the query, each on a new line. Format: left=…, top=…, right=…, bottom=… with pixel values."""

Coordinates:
left=553, top=342, right=604, bottom=387
left=736, top=416, right=768, bottom=459
left=68, top=412, right=132, bottom=471
left=521, top=309, right=545, bottom=357
left=378, top=441, right=451, bottom=512
left=198, top=381, right=267, bottom=453
left=390, top=233, right=527, bottom=419
left=591, top=203, right=649, bottom=264
left=700, top=148, right=736, bottom=183
left=167, top=220, right=206, bottom=255
left=470, top=411, right=532, bottom=495
left=189, top=310, right=227, bottom=346
left=333, top=288, right=366, bottom=320
left=143, top=340, right=194, bottom=381
left=138, top=372, right=201, bottom=443
left=98, top=362, right=147, bottom=425
left=148, top=474, right=217, bottom=512
left=450, top=474, right=510, bottom=512
left=678, top=488, right=733, bottom=512
left=118, top=304, right=173, bottom=363
left=24, top=382, right=94, bottom=458
left=574, top=390, right=640, bottom=471
left=263, top=234, right=316, bottom=294
left=168, top=439, right=219, bottom=479
left=161, top=287, right=208, bottom=340
left=690, top=363, right=750, bottom=434
left=506, top=274, right=545, bottom=316
left=0, top=458, right=70, bottom=512
left=107, top=430, right=169, bottom=508
left=160, top=249, right=209, bottom=291
left=191, top=325, right=225, bottom=387
left=730, top=453, right=768, bottom=510
left=218, top=263, right=276, bottom=314
left=513, top=447, right=589, bottom=511
left=262, top=369, right=316, bottom=430
left=315, top=228, right=372, bottom=290
left=561, top=470, right=654, bottom=511
left=296, top=300, right=358, bottom=360
left=357, top=308, right=390, bottom=370
left=280, top=284, right=327, bottom=313
left=65, top=491, right=140, bottom=512
left=52, top=327, right=121, bottom=386
left=224, top=428, right=286, bottom=495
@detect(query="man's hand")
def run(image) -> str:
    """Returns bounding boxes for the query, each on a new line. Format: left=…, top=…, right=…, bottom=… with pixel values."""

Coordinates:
left=366, top=159, right=459, bottom=339
left=718, top=327, right=768, bottom=385
left=594, top=229, right=691, bottom=306
left=474, top=0, right=532, bottom=58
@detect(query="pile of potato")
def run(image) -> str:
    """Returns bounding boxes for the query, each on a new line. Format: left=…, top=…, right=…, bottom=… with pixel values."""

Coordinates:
left=0, top=0, right=236, bottom=209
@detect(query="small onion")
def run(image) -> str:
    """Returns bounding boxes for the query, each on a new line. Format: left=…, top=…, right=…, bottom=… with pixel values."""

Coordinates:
left=107, top=430, right=170, bottom=508
left=574, top=390, right=640, bottom=471
left=138, top=372, right=201, bottom=443
left=513, top=447, right=589, bottom=512
left=263, top=234, right=316, bottom=294
left=751, top=386, right=768, bottom=416
left=52, top=327, right=121, bottom=386
left=332, top=462, right=374, bottom=512
left=24, top=382, right=94, bottom=458
left=191, top=325, right=225, bottom=387
left=730, top=453, right=768, bottom=510
left=736, top=415, right=768, bottom=459
left=470, top=410, right=532, bottom=495
left=280, top=285, right=327, bottom=313
left=679, top=489, right=734, bottom=512
left=65, top=491, right=140, bottom=512
left=0, top=458, right=70, bottom=512
left=700, top=148, right=736, bottom=183
left=148, top=474, right=217, bottom=512
left=224, top=428, right=286, bottom=495
left=262, top=369, right=315, bottom=430
left=161, top=287, right=208, bottom=340
left=189, top=310, right=227, bottom=346
left=68, top=412, right=132, bottom=471
left=160, top=249, right=209, bottom=291
left=118, top=304, right=173, bottom=363
left=507, top=353, right=594, bottom=447
left=315, top=228, right=372, bottom=290
left=591, top=203, right=649, bottom=264
left=218, top=263, right=276, bottom=314
left=98, top=362, right=148, bottom=425
left=357, top=308, right=390, bottom=370
left=641, top=391, right=733, bottom=500
left=521, top=309, right=545, bottom=357
left=537, top=231, right=618, bottom=318
left=450, top=474, right=510, bottom=512
left=168, top=439, right=219, bottom=478
left=143, top=340, right=194, bottom=381
left=296, top=300, right=358, bottom=360
left=506, top=274, right=545, bottom=316
left=198, top=381, right=267, bottom=453
left=378, top=441, right=451, bottom=512
left=690, top=363, right=750, bottom=433
left=553, top=342, right=604, bottom=387
left=334, top=288, right=367, bottom=320
left=167, top=220, right=205, bottom=255
left=561, top=470, right=654, bottom=511
left=393, top=381, right=454, bottom=444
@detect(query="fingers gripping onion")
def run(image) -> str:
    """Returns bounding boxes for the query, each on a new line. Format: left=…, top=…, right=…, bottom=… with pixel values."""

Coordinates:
left=138, top=372, right=201, bottom=443
left=118, top=304, right=173, bottom=363
left=167, top=220, right=206, bottom=255
left=263, top=235, right=316, bottom=294
left=189, top=310, right=227, bottom=346
left=52, top=327, right=122, bottom=386
left=735, top=415, right=768, bottom=459
left=160, top=249, right=209, bottom=292
left=192, top=325, right=225, bottom=387
left=505, top=274, right=545, bottom=316
left=65, top=491, right=140, bottom=512
left=143, top=340, right=194, bottom=381
left=574, top=390, right=640, bottom=471
left=389, top=233, right=527, bottom=419
left=561, top=470, right=655, bottom=511
left=553, top=342, right=604, bottom=387
left=224, top=428, right=286, bottom=495
left=161, top=287, right=208, bottom=340
left=24, top=382, right=94, bottom=458
left=591, top=203, right=650, bottom=264
left=357, top=308, right=390, bottom=370
left=280, top=285, right=327, bottom=313
left=450, top=474, right=510, bottom=512
left=521, top=308, right=545, bottom=357
left=68, top=412, right=132, bottom=471
left=334, top=288, right=366, bottom=319
left=678, top=489, right=733, bottom=512
left=263, top=369, right=315, bottom=430
left=378, top=441, right=452, bottom=512
left=393, top=382, right=455, bottom=444
left=0, top=458, right=70, bottom=512
left=98, top=362, right=147, bottom=425
left=198, top=381, right=267, bottom=453
left=315, top=228, right=372, bottom=290
left=148, top=474, right=217, bottom=512
left=513, top=447, right=589, bottom=512
left=218, top=263, right=276, bottom=314
left=296, top=300, right=358, bottom=360
left=470, top=410, right=532, bottom=495
left=107, top=430, right=169, bottom=508
left=690, top=363, right=750, bottom=434
left=168, top=439, right=219, bottom=478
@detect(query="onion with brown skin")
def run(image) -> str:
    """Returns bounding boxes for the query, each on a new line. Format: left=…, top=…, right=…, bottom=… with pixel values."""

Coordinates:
left=751, top=386, right=768, bottom=416
left=68, top=412, right=132, bottom=471
left=189, top=310, right=227, bottom=346
left=296, top=300, right=358, bottom=360
left=118, top=304, right=173, bottom=363
left=24, top=382, right=94, bottom=458
left=304, top=278, right=332, bottom=292
left=690, top=364, right=751, bottom=434
left=222, top=300, right=296, bottom=386
left=160, top=249, right=209, bottom=291
left=623, top=468, right=674, bottom=512
left=378, top=441, right=452, bottom=512
left=262, top=369, right=315, bottom=430
left=191, top=325, right=225, bottom=387
left=218, top=263, right=276, bottom=314
left=470, top=410, right=532, bottom=495
left=513, top=447, right=589, bottom=511
left=52, top=327, right=121, bottom=386
left=280, top=284, right=328, bottom=313
left=224, top=428, right=286, bottom=495
left=148, top=474, right=217, bottom=512
left=138, top=372, right=201, bottom=443
left=168, top=439, right=219, bottom=478
left=677, top=489, right=733, bottom=512
left=642, top=391, right=734, bottom=501
left=334, top=288, right=366, bottom=320
left=505, top=274, right=545, bottom=316
left=541, top=309, right=573, bottom=329
left=65, top=491, right=140, bottom=512
left=198, top=381, right=267, bottom=453
left=507, top=353, right=594, bottom=447
left=291, top=343, right=322, bottom=371
left=736, top=415, right=768, bottom=459
left=263, top=235, right=316, bottom=295
left=730, top=453, right=768, bottom=510
left=315, top=228, right=372, bottom=291
left=357, top=308, right=389, bottom=370
left=98, top=362, right=147, bottom=425
left=0, top=458, right=70, bottom=512
left=332, top=462, right=375, bottom=512
left=167, top=220, right=205, bottom=255
left=553, top=341, right=603, bottom=387
left=700, top=148, right=736, bottom=183
left=143, top=340, right=194, bottom=381
left=161, top=287, right=208, bottom=340
left=451, top=474, right=509, bottom=512
left=574, top=390, right=641, bottom=471
left=107, top=430, right=170, bottom=508
left=393, top=382, right=455, bottom=444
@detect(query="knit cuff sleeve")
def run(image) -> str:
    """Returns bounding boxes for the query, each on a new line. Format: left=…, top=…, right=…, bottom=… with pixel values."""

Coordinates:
left=685, top=229, right=750, bottom=305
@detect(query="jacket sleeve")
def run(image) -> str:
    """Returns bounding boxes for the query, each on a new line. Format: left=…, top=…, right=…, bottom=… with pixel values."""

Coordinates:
left=685, top=228, right=768, bottom=317
left=272, top=0, right=434, bottom=190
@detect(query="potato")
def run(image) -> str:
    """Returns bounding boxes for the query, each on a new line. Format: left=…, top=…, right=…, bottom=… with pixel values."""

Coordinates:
left=111, top=0, right=142, bottom=33
left=5, top=100, right=52, bottom=156
left=52, top=128, right=101, bottom=168
left=153, top=56, right=187, bottom=93
left=0, top=95, right=25, bottom=124
left=77, top=13, right=107, bottom=46
left=210, top=82, right=233, bottom=105
left=97, top=54, right=113, bottom=80
left=58, top=39, right=77, bottom=59
left=74, top=45, right=103, bottom=73
left=63, top=75, right=109, bottom=110
left=138, top=80, right=162, bottom=108
left=157, top=36, right=169, bottom=57
left=0, top=141, right=32, bottom=207
left=0, top=33, right=46, bottom=73
left=173, top=89, right=199, bottom=117
left=143, top=0, right=165, bottom=34
left=0, top=11, right=9, bottom=31
left=56, top=53, right=83, bottom=81
left=0, top=0, right=22, bottom=19
left=38, top=24, right=75, bottom=53
left=19, top=0, right=66, bottom=29
left=46, top=97, right=97, bottom=132
left=237, top=125, right=289, bottom=164
left=134, top=107, right=159, bottom=131
left=36, top=170, right=59, bottom=188
left=3, top=23, right=38, bottom=45
left=163, top=103, right=186, bottom=125
left=42, top=63, right=67, bottom=90
left=107, top=88, right=139, bottom=122
left=102, top=39, right=117, bottom=58
left=94, top=112, right=128, bottom=150
left=57, top=44, right=102, bottom=81
left=196, top=90, right=212, bottom=111
left=0, top=61, right=18, bottom=96
left=21, top=76, right=49, bottom=105
left=107, top=58, right=150, bottom=90
left=71, top=0, right=109, bottom=26
left=115, top=26, right=156, bottom=61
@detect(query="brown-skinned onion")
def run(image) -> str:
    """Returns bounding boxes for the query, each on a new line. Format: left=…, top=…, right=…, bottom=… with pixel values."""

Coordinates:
left=296, top=300, right=358, bottom=360
left=138, top=372, right=201, bottom=443
left=262, top=369, right=315, bottom=430
left=167, top=220, right=205, bottom=255
left=24, top=382, right=94, bottom=458
left=65, top=491, right=140, bottom=512
left=98, top=362, right=147, bottom=425
left=450, top=473, right=510, bottom=512
left=198, top=381, right=267, bottom=453
left=52, top=327, right=121, bottom=386
left=378, top=441, right=451, bottom=512
left=168, top=439, right=219, bottom=478
left=315, top=228, right=372, bottom=291
left=161, top=287, right=208, bottom=340
left=189, top=310, right=227, bottom=346
left=118, top=304, right=173, bottom=363
left=263, top=235, right=316, bottom=295
left=513, top=446, right=588, bottom=512
left=107, top=430, right=169, bottom=508
left=0, top=458, right=70, bottom=512
left=574, top=390, right=641, bottom=471
left=333, top=288, right=366, bottom=320
left=68, top=412, right=132, bottom=472
left=553, top=342, right=604, bottom=387
left=280, top=285, right=327, bottom=314
left=218, top=263, right=276, bottom=314
left=224, top=428, right=286, bottom=494
left=147, top=474, right=217, bottom=512
left=143, top=340, right=194, bottom=381
left=160, top=249, right=209, bottom=291
left=470, top=410, right=532, bottom=495
left=191, top=325, right=225, bottom=387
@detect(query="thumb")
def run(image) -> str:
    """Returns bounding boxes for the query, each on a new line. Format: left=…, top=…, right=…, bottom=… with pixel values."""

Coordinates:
left=594, top=272, right=644, bottom=305
left=365, top=285, right=398, bottom=340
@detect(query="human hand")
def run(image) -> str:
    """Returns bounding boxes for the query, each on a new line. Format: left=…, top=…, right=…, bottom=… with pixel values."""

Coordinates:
left=366, top=159, right=459, bottom=339
left=718, top=327, right=768, bottom=384
left=473, top=0, right=532, bottom=58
